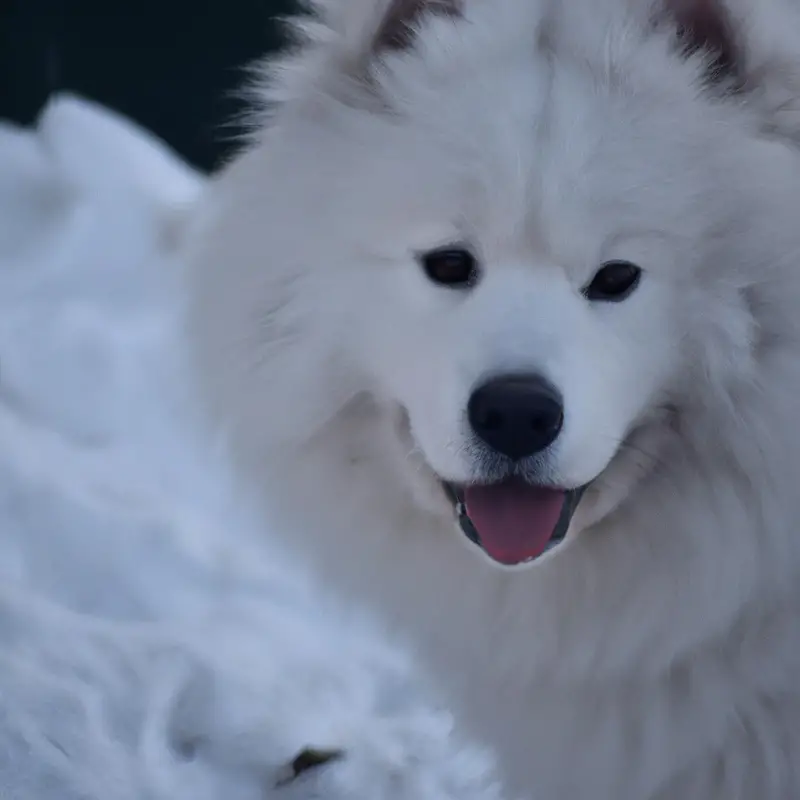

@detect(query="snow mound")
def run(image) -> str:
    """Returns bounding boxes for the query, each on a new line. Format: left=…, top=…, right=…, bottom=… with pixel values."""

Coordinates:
left=0, top=94, right=508, bottom=800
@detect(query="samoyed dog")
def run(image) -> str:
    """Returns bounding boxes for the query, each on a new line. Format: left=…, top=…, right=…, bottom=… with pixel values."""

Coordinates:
left=186, top=0, right=800, bottom=796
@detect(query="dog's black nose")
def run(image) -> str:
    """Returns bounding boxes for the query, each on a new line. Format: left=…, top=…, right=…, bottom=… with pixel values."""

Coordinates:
left=468, top=374, right=564, bottom=460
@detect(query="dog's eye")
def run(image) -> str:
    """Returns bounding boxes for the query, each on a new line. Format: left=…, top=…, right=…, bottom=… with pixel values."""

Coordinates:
left=583, top=260, right=642, bottom=302
left=419, top=247, right=479, bottom=288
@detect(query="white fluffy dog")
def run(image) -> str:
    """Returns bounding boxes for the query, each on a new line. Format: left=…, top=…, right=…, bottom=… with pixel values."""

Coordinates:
left=186, top=0, right=800, bottom=797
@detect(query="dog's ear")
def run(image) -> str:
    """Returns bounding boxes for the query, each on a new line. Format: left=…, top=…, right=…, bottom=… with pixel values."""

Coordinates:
left=371, top=0, right=462, bottom=53
left=265, top=0, right=464, bottom=111
left=661, top=0, right=742, bottom=85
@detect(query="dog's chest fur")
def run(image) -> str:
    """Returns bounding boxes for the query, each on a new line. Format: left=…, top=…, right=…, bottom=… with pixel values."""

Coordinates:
left=254, top=407, right=800, bottom=800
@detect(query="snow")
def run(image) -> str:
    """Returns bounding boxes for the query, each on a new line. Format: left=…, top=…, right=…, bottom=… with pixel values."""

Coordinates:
left=0, top=95, right=507, bottom=800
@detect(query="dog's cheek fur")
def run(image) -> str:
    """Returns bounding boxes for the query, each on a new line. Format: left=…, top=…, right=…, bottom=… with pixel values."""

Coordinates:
left=183, top=149, right=363, bottom=458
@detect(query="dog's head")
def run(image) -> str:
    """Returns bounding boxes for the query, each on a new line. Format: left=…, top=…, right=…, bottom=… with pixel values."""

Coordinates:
left=188, top=0, right=800, bottom=572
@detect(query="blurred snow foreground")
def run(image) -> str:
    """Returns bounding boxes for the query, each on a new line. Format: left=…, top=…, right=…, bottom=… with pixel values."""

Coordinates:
left=0, top=95, right=507, bottom=800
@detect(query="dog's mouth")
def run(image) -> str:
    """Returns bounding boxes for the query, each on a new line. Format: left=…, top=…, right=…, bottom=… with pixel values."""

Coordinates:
left=442, top=479, right=587, bottom=566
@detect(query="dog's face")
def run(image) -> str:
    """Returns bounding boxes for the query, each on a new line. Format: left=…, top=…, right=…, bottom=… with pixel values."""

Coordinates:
left=340, top=75, right=704, bottom=564
left=191, top=0, right=797, bottom=568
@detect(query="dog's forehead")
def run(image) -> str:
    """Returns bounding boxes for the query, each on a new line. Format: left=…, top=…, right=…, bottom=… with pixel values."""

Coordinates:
left=316, top=8, right=734, bottom=270
left=396, top=54, right=714, bottom=258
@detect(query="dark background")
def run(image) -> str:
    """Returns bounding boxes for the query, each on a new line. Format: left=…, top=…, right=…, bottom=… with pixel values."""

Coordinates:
left=1, top=0, right=295, bottom=171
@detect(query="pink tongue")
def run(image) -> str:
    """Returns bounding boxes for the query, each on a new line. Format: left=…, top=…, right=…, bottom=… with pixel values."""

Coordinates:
left=464, top=481, right=566, bottom=566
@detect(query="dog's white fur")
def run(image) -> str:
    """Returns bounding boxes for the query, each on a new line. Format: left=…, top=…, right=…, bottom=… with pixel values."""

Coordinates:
left=187, top=1, right=800, bottom=796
